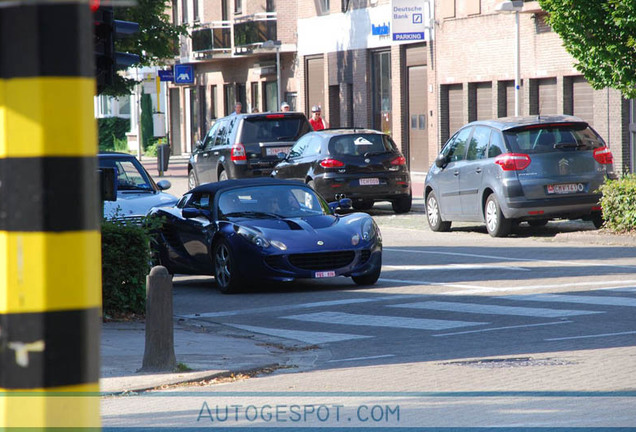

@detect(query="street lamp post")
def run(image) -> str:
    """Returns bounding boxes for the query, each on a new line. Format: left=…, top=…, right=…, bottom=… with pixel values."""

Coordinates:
left=496, top=1, right=523, bottom=117
left=262, top=40, right=282, bottom=110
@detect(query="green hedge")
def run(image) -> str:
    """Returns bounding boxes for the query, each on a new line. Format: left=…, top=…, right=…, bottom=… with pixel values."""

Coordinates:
left=101, top=220, right=151, bottom=316
left=599, top=174, right=636, bottom=233
left=98, top=117, right=131, bottom=151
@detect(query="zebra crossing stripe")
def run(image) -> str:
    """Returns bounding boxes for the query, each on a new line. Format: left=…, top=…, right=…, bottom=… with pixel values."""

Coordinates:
left=389, top=301, right=603, bottom=317
left=226, top=324, right=371, bottom=344
left=499, top=294, right=636, bottom=307
left=283, top=311, right=487, bottom=331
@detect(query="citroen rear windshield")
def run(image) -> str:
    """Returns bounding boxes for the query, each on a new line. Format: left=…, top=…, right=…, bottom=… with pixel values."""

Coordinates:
left=240, top=116, right=312, bottom=144
left=503, top=122, right=606, bottom=154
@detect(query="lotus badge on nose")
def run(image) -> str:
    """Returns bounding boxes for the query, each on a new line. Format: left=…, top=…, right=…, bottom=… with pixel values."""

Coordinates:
left=317, top=241, right=324, bottom=246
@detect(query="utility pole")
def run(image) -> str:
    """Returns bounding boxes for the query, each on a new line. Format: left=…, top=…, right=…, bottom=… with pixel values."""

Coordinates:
left=0, top=0, right=101, bottom=428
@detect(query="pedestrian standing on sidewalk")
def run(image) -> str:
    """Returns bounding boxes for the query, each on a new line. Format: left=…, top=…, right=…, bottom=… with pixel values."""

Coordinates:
left=309, top=105, right=327, bottom=130
left=231, top=102, right=242, bottom=115
left=281, top=102, right=290, bottom=112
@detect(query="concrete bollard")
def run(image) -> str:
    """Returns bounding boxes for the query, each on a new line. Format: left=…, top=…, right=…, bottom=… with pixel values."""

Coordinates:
left=141, top=266, right=177, bottom=372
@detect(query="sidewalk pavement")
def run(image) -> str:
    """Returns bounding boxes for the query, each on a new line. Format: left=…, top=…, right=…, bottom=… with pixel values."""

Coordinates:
left=100, top=320, right=286, bottom=394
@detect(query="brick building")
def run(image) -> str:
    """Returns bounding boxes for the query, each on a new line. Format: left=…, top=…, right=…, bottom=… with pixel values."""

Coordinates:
left=167, top=0, right=635, bottom=174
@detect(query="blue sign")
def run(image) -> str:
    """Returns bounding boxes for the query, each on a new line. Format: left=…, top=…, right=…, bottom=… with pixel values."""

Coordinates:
left=372, top=22, right=390, bottom=36
left=158, top=69, right=174, bottom=82
left=174, top=64, right=194, bottom=84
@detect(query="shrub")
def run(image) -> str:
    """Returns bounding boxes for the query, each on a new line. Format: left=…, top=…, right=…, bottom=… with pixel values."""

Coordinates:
left=599, top=174, right=636, bottom=233
left=101, top=219, right=151, bottom=316
left=98, top=117, right=131, bottom=151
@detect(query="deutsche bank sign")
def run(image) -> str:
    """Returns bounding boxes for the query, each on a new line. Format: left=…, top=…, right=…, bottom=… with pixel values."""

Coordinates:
left=391, top=0, right=428, bottom=41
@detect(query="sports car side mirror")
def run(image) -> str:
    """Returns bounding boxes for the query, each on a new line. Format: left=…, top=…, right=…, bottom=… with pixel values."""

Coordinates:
left=435, top=153, right=449, bottom=168
left=156, top=179, right=172, bottom=191
left=182, top=207, right=212, bottom=220
left=195, top=140, right=205, bottom=151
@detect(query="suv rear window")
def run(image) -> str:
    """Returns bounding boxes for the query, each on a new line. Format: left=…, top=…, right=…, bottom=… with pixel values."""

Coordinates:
left=240, top=117, right=311, bottom=143
left=504, top=123, right=605, bottom=154
left=328, top=134, right=396, bottom=156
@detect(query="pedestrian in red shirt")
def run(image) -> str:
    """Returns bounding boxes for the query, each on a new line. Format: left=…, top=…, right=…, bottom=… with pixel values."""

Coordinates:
left=309, top=105, right=328, bottom=130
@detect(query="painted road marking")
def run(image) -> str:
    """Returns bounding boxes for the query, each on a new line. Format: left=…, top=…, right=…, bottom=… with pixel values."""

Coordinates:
left=434, top=321, right=572, bottom=337
left=545, top=330, right=636, bottom=341
left=385, top=248, right=636, bottom=270
left=500, top=294, right=636, bottom=307
left=225, top=324, right=371, bottom=344
left=383, top=264, right=530, bottom=272
left=283, top=311, right=487, bottom=331
left=180, top=294, right=422, bottom=318
left=390, top=301, right=603, bottom=318
left=328, top=354, right=395, bottom=363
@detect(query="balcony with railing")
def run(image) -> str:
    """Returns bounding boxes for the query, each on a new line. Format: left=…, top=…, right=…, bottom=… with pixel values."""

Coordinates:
left=186, top=12, right=278, bottom=61
left=233, top=12, right=277, bottom=54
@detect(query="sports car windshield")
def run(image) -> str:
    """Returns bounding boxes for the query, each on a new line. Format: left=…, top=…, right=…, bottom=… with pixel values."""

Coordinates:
left=99, top=158, right=154, bottom=191
left=218, top=185, right=330, bottom=219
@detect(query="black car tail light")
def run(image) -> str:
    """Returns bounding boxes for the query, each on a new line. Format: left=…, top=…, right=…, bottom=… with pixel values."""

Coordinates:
left=231, top=143, right=247, bottom=161
left=593, top=147, right=613, bottom=165
left=494, top=153, right=531, bottom=171
left=390, top=155, right=406, bottom=165
left=320, top=158, right=345, bottom=168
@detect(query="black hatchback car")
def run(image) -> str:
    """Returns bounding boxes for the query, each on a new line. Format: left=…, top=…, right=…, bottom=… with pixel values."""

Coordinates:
left=188, top=112, right=312, bottom=189
left=424, top=115, right=616, bottom=237
left=271, top=128, right=412, bottom=213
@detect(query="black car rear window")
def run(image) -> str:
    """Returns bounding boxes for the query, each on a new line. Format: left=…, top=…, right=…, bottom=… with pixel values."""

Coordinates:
left=240, top=117, right=311, bottom=143
left=503, top=123, right=605, bottom=154
left=328, top=134, right=396, bottom=156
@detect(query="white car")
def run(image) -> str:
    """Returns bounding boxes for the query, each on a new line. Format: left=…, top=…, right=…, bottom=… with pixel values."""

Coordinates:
left=99, top=152, right=179, bottom=224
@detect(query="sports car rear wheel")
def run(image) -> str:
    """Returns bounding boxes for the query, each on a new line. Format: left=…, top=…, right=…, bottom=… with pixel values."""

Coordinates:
left=352, top=257, right=382, bottom=286
left=213, top=239, right=243, bottom=294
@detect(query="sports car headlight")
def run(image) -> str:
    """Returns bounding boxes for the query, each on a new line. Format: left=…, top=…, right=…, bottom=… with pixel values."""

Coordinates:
left=236, top=226, right=270, bottom=249
left=361, top=219, right=377, bottom=241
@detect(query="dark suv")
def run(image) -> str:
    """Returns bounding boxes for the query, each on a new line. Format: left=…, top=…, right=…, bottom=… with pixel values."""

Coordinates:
left=271, top=128, right=412, bottom=213
left=188, top=112, right=312, bottom=189
left=425, top=115, right=616, bottom=237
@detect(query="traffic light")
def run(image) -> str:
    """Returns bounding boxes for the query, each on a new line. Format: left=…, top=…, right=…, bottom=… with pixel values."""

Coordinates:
left=93, top=6, right=140, bottom=93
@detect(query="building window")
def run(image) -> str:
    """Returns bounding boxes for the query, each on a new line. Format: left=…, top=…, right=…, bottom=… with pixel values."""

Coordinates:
left=266, top=0, right=275, bottom=12
left=193, top=0, right=199, bottom=22
left=251, top=82, right=260, bottom=112
left=372, top=50, right=392, bottom=135
left=181, top=0, right=188, bottom=23
left=264, top=81, right=278, bottom=112
left=234, top=0, right=242, bottom=14
left=319, top=0, right=329, bottom=14
left=285, top=92, right=297, bottom=111
left=210, top=85, right=217, bottom=120
left=224, top=84, right=236, bottom=116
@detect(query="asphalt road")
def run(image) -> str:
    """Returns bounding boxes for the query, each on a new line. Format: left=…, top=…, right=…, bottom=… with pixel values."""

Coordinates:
left=114, top=155, right=636, bottom=429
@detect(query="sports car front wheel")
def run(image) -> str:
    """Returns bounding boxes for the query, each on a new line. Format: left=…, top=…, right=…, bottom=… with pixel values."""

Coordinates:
left=213, top=239, right=243, bottom=294
left=352, top=256, right=382, bottom=286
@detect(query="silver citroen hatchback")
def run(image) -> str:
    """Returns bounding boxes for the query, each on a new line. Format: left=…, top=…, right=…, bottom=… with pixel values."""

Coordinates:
left=424, top=115, right=616, bottom=237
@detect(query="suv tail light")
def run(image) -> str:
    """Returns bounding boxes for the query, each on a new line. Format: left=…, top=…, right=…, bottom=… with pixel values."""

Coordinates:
left=390, top=155, right=407, bottom=165
left=494, top=153, right=531, bottom=171
left=231, top=143, right=247, bottom=162
left=320, top=158, right=344, bottom=168
left=593, top=147, right=613, bottom=165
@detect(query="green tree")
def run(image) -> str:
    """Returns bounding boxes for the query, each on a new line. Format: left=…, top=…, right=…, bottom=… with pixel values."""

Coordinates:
left=101, top=0, right=190, bottom=96
left=538, top=0, right=636, bottom=98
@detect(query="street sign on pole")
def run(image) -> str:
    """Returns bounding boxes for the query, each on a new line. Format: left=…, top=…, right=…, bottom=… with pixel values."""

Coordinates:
left=174, top=64, right=194, bottom=84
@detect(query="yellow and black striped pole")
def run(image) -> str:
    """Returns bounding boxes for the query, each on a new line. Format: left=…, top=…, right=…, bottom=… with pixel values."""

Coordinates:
left=0, top=0, right=101, bottom=428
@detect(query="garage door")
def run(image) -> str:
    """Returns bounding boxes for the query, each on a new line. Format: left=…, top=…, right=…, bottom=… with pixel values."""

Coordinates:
left=537, top=78, right=557, bottom=115
left=572, top=76, right=594, bottom=126
left=448, top=84, right=464, bottom=137
left=476, top=82, right=492, bottom=120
